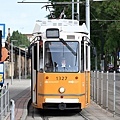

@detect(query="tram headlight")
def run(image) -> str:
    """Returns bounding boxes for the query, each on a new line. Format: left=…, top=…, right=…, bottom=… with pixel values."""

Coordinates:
left=59, top=87, right=65, bottom=93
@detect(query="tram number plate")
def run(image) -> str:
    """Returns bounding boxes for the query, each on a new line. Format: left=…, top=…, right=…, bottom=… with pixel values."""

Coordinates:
left=56, top=76, right=67, bottom=80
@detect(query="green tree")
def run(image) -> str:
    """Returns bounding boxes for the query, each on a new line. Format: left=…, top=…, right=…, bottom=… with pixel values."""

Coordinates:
left=9, top=30, right=30, bottom=47
left=95, top=1, right=120, bottom=70
left=48, top=0, right=73, bottom=19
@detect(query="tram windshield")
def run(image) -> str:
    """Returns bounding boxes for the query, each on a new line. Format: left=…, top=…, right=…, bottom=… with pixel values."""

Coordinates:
left=44, top=41, right=79, bottom=72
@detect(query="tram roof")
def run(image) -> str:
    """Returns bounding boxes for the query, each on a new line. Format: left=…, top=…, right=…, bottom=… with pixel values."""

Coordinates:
left=33, top=19, right=89, bottom=35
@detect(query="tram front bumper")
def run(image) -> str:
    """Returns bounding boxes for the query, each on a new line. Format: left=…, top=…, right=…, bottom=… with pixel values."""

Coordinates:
left=43, top=98, right=81, bottom=110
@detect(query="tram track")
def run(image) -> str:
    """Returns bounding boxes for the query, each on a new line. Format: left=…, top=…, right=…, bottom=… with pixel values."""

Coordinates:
left=26, top=99, right=91, bottom=120
left=27, top=102, right=90, bottom=120
left=79, top=113, right=90, bottom=120
left=40, top=112, right=90, bottom=120
left=42, top=116, right=49, bottom=120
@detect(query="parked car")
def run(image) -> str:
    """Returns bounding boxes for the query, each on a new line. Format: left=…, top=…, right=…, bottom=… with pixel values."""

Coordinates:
left=117, top=65, right=120, bottom=73
left=108, top=64, right=114, bottom=72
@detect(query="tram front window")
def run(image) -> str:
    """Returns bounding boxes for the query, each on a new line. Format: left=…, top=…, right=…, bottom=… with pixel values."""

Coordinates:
left=45, top=41, right=79, bottom=72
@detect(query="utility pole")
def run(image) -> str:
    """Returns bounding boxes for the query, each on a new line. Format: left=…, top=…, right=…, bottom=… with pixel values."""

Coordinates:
left=8, top=28, right=11, bottom=61
left=11, top=40, right=17, bottom=84
left=19, top=48, right=21, bottom=81
left=25, top=47, right=27, bottom=79
left=72, top=0, right=74, bottom=20
left=11, top=42, right=13, bottom=84
left=86, top=0, right=90, bottom=38
left=77, top=0, right=80, bottom=21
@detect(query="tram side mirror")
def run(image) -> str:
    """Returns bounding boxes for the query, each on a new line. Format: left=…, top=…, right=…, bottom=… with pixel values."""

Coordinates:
left=82, top=36, right=84, bottom=42
left=82, top=36, right=91, bottom=46
left=37, top=36, right=42, bottom=41
left=82, top=36, right=96, bottom=57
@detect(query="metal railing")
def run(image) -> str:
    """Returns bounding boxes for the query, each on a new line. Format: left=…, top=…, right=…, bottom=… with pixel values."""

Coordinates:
left=0, top=83, right=9, bottom=120
left=91, top=71, right=120, bottom=116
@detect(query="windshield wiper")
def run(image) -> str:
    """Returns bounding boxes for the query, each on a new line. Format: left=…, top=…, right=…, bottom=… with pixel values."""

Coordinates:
left=59, top=38, right=77, bottom=56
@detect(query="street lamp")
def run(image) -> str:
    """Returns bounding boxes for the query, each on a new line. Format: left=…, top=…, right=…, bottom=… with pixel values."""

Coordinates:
left=11, top=40, right=17, bottom=85
left=19, top=47, right=21, bottom=81
left=25, top=47, right=27, bottom=79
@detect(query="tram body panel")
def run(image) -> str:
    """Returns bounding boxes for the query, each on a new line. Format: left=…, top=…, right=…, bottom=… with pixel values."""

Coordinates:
left=33, top=72, right=90, bottom=109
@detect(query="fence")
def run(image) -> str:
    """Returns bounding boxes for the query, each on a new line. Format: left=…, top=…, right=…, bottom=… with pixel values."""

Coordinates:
left=0, top=83, right=9, bottom=120
left=91, top=71, right=120, bottom=116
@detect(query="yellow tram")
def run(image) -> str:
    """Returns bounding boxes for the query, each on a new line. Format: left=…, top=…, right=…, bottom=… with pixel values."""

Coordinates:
left=29, top=19, right=90, bottom=111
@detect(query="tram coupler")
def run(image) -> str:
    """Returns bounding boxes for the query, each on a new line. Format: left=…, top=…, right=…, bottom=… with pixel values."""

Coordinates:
left=58, top=103, right=66, bottom=110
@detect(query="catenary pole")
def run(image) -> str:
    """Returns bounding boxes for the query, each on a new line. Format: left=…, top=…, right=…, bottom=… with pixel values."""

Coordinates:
left=72, top=0, right=74, bottom=20
left=77, top=0, right=80, bottom=21
left=86, top=0, right=90, bottom=38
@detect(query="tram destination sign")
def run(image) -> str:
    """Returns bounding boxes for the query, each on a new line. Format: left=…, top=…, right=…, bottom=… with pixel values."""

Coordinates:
left=46, top=28, right=59, bottom=38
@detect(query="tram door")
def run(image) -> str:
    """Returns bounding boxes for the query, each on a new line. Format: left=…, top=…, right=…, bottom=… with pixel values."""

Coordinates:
left=31, top=42, right=39, bottom=104
left=84, top=39, right=90, bottom=105
left=81, top=37, right=90, bottom=105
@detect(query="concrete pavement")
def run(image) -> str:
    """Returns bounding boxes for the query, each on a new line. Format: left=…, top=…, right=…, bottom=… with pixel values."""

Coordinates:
left=4, top=79, right=31, bottom=120
left=81, top=100, right=120, bottom=120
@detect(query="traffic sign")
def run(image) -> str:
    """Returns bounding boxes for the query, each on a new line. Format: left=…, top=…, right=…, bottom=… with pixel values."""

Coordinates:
left=0, top=47, right=9, bottom=62
left=0, top=24, right=5, bottom=38
left=0, top=62, right=4, bottom=85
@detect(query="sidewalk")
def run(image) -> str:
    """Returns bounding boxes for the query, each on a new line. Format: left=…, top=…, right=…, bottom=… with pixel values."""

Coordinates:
left=81, top=100, right=120, bottom=120
left=4, top=79, right=31, bottom=120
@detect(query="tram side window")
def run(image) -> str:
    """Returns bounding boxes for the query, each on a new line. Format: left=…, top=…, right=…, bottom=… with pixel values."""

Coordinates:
left=34, top=43, right=37, bottom=70
left=86, top=46, right=88, bottom=70
left=81, top=41, right=84, bottom=72
left=45, top=51, right=53, bottom=72
left=45, top=42, right=54, bottom=72
left=39, top=47, right=43, bottom=72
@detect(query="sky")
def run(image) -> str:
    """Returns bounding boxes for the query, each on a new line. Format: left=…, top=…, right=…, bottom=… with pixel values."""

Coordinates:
left=0, top=0, right=50, bottom=40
